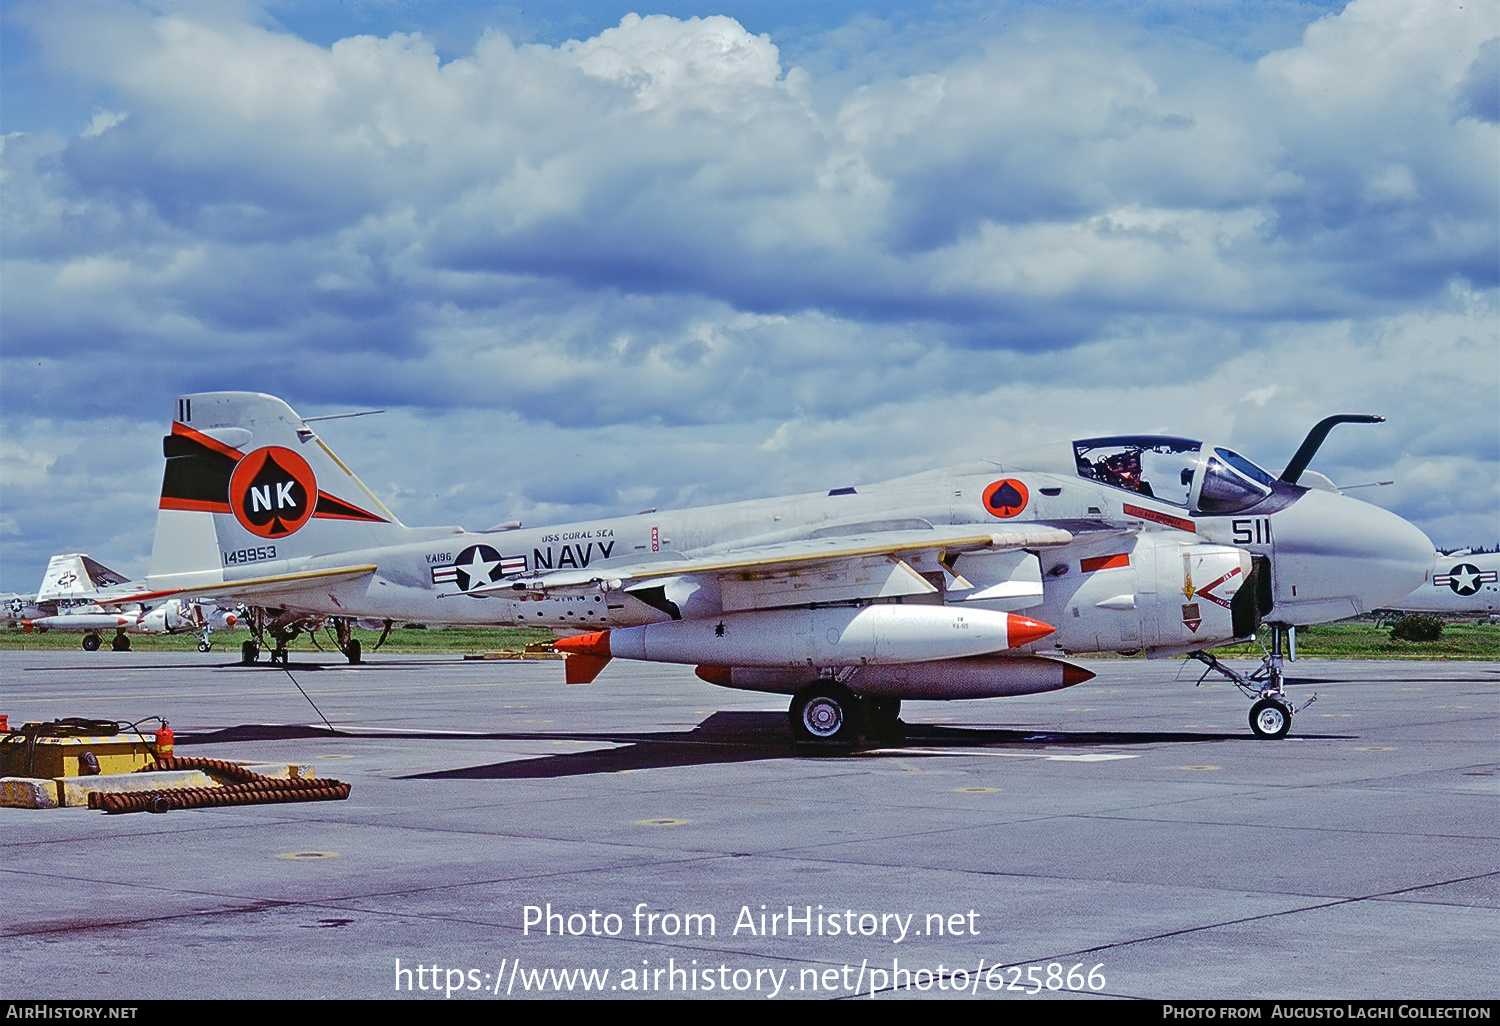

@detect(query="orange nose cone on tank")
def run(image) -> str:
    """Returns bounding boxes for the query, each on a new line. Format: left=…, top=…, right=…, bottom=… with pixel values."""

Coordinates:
left=1061, top=663, right=1096, bottom=686
left=553, top=631, right=612, bottom=657
left=1006, top=614, right=1056, bottom=649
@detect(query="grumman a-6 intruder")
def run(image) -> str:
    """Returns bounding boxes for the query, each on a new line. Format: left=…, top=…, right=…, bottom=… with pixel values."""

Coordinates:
left=138, top=393, right=1433, bottom=743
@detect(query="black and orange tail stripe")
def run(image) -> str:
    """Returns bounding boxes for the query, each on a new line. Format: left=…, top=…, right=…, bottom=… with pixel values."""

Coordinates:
left=160, top=423, right=387, bottom=524
left=313, top=493, right=388, bottom=523
left=160, top=426, right=238, bottom=510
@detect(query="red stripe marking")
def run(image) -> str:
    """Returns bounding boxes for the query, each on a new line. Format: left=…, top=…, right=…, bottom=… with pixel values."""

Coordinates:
left=312, top=511, right=385, bottom=523
left=1196, top=567, right=1242, bottom=609
left=1080, top=553, right=1131, bottom=573
left=159, top=497, right=232, bottom=513
left=1123, top=503, right=1197, bottom=533
left=313, top=491, right=387, bottom=523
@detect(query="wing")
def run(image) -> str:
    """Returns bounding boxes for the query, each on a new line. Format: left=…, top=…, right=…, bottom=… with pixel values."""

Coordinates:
left=479, top=524, right=1074, bottom=612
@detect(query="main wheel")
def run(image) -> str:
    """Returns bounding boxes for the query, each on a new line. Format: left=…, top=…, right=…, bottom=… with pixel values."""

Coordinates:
left=112, top=634, right=131, bottom=652
left=345, top=638, right=362, bottom=664
left=1249, top=698, right=1292, bottom=739
left=82, top=633, right=101, bottom=652
left=789, top=684, right=865, bottom=746
left=241, top=640, right=260, bottom=665
left=198, top=640, right=212, bottom=653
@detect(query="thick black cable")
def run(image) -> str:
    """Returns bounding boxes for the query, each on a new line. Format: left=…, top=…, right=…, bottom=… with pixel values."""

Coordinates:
left=281, top=665, right=340, bottom=734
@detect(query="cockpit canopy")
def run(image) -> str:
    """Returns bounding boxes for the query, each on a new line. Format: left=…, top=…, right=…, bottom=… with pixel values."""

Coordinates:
left=1073, top=436, right=1281, bottom=515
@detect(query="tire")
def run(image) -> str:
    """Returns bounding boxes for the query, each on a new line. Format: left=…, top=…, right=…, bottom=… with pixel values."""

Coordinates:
left=82, top=634, right=101, bottom=652
left=198, top=641, right=212, bottom=653
left=345, top=638, right=362, bottom=664
left=1249, top=698, right=1292, bottom=739
left=789, top=683, right=865, bottom=746
left=112, top=634, right=131, bottom=652
left=241, top=641, right=260, bottom=665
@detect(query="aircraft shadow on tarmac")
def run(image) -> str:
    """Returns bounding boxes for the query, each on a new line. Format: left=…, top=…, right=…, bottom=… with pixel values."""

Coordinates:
left=177, top=711, right=1352, bottom=781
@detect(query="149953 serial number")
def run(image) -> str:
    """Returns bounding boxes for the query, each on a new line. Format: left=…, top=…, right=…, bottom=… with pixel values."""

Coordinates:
left=223, top=545, right=276, bottom=565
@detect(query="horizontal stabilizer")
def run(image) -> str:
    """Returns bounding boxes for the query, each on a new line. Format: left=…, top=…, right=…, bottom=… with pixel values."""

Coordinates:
left=105, top=565, right=377, bottom=606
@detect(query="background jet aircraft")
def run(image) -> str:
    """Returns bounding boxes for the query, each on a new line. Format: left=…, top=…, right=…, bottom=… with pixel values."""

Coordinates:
left=142, top=393, right=1432, bottom=741
left=15, top=553, right=241, bottom=651
left=1384, top=551, right=1499, bottom=617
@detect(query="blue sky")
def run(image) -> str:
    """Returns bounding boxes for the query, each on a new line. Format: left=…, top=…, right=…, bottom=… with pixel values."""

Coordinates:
left=1, top=0, right=1496, bottom=590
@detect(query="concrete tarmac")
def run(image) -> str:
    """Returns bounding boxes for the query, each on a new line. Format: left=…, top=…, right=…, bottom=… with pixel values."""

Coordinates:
left=2, top=651, right=1496, bottom=1000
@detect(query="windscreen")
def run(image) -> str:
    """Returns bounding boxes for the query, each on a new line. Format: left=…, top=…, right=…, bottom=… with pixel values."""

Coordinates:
left=1196, top=448, right=1276, bottom=514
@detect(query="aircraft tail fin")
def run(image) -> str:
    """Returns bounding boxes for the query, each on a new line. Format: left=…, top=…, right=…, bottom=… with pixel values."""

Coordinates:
left=37, top=554, right=99, bottom=600
left=148, top=392, right=452, bottom=592
left=81, top=555, right=131, bottom=590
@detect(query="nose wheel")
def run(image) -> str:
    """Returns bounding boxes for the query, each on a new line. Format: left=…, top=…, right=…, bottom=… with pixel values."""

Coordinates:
left=1249, top=698, right=1292, bottom=739
left=1190, top=623, right=1312, bottom=740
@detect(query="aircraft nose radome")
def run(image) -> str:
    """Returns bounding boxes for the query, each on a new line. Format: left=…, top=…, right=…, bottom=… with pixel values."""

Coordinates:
left=1006, top=614, right=1056, bottom=649
left=1277, top=490, right=1434, bottom=611
left=1350, top=499, right=1435, bottom=604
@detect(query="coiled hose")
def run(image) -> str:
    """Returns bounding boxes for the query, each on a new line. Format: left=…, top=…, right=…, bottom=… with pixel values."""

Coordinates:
left=91, top=755, right=351, bottom=814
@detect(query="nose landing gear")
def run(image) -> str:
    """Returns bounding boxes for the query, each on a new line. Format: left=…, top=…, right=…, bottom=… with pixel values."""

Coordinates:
left=1190, top=623, right=1314, bottom=739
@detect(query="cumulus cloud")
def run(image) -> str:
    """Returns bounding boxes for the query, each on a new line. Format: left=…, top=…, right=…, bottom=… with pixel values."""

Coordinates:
left=1, top=0, right=1496, bottom=586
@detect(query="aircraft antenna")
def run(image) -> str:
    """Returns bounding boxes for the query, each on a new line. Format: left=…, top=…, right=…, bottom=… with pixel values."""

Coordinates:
left=301, top=409, right=385, bottom=422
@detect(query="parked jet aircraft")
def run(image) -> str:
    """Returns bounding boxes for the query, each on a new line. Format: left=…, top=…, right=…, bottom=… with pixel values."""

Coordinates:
left=0, top=552, right=124, bottom=624
left=1385, top=551, right=1499, bottom=616
left=16, top=553, right=241, bottom=651
left=136, top=393, right=1432, bottom=742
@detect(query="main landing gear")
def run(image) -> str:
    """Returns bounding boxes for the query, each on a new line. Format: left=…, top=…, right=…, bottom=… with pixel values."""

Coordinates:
left=1190, top=623, right=1314, bottom=740
left=239, top=607, right=300, bottom=665
left=788, top=682, right=903, bottom=747
left=239, top=612, right=384, bottom=666
left=81, top=631, right=132, bottom=652
left=239, top=635, right=294, bottom=666
left=331, top=618, right=362, bottom=665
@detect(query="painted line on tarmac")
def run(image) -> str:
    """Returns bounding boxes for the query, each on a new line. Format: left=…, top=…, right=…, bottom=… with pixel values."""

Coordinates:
left=860, top=747, right=1137, bottom=762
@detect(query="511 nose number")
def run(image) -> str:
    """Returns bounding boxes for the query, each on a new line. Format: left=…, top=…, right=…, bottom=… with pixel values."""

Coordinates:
left=1232, top=518, right=1273, bottom=546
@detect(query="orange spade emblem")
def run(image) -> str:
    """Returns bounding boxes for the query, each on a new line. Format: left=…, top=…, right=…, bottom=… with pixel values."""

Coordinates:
left=982, top=478, right=1029, bottom=519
